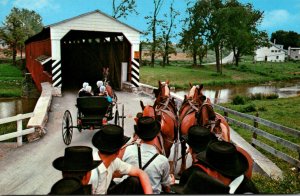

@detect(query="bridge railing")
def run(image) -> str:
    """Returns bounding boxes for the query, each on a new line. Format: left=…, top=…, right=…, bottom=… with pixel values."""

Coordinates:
left=213, top=104, right=300, bottom=170
left=0, top=113, right=35, bottom=146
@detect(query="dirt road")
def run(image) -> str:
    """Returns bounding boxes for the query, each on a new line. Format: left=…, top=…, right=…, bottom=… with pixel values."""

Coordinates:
left=0, top=90, right=154, bottom=194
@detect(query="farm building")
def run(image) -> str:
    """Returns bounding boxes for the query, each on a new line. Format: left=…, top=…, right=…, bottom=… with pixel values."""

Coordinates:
left=254, top=41, right=286, bottom=62
left=25, top=10, right=141, bottom=94
left=288, top=47, right=300, bottom=61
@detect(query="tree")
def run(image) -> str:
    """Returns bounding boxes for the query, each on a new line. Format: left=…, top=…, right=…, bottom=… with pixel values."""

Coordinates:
left=145, top=0, right=165, bottom=67
left=271, top=30, right=300, bottom=49
left=218, top=0, right=268, bottom=66
left=0, top=7, right=43, bottom=65
left=179, top=0, right=206, bottom=66
left=157, top=0, right=179, bottom=66
left=191, top=0, right=225, bottom=72
left=111, top=0, right=138, bottom=19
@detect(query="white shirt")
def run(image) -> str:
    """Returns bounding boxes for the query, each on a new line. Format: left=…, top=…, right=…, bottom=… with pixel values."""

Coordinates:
left=88, top=169, right=99, bottom=194
left=122, top=143, right=171, bottom=194
left=89, top=151, right=132, bottom=194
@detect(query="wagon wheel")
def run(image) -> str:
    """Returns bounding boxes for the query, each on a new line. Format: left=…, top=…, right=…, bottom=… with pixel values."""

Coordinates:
left=114, top=109, right=119, bottom=125
left=77, top=110, right=82, bottom=132
left=62, top=110, right=73, bottom=145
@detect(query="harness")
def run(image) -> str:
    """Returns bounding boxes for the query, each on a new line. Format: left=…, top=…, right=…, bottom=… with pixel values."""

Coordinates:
left=180, top=98, right=223, bottom=140
left=155, top=97, right=179, bottom=145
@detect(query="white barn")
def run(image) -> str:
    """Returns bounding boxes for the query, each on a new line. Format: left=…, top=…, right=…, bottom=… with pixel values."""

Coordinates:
left=25, top=10, right=141, bottom=94
left=254, top=42, right=286, bottom=62
left=288, top=47, right=300, bottom=61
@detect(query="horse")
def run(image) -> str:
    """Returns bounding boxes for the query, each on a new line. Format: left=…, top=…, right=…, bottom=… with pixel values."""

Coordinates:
left=178, top=83, right=231, bottom=175
left=137, top=80, right=179, bottom=174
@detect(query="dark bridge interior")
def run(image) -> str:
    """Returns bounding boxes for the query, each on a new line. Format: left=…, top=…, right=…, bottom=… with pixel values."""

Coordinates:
left=61, top=30, right=131, bottom=90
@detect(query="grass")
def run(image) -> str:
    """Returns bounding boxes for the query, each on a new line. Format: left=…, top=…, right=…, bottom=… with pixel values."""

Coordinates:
left=140, top=61, right=300, bottom=193
left=217, top=96, right=300, bottom=194
left=140, top=61, right=300, bottom=89
left=0, top=120, right=30, bottom=142
left=0, top=63, right=23, bottom=97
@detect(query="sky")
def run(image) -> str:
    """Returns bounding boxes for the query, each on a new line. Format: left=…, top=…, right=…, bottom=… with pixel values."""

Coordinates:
left=1, top=0, right=300, bottom=43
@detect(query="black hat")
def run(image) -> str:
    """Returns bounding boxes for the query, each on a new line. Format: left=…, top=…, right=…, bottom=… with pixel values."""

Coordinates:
left=92, top=124, right=130, bottom=153
left=135, top=116, right=161, bottom=141
left=197, top=140, right=249, bottom=178
left=171, top=170, right=229, bottom=194
left=182, top=125, right=215, bottom=153
left=49, top=177, right=85, bottom=195
left=53, top=146, right=101, bottom=172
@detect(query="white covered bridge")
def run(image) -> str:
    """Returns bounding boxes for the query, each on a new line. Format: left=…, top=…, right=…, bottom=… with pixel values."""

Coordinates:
left=25, top=10, right=141, bottom=95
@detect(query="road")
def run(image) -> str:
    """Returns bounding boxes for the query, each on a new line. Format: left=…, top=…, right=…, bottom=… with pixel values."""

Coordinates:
left=0, top=90, right=157, bottom=194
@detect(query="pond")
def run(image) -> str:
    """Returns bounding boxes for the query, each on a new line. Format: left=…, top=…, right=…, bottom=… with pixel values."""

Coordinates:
left=0, top=98, right=38, bottom=119
left=175, top=80, right=300, bottom=104
left=0, top=80, right=299, bottom=119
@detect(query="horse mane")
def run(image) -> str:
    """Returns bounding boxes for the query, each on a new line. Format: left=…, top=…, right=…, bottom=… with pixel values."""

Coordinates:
left=188, top=86, right=196, bottom=98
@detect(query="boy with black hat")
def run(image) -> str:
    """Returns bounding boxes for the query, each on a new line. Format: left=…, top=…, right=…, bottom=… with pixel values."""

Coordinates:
left=92, top=124, right=153, bottom=194
left=49, top=177, right=87, bottom=195
left=178, top=125, right=217, bottom=185
left=195, top=140, right=259, bottom=194
left=52, top=146, right=102, bottom=194
left=120, top=116, right=175, bottom=194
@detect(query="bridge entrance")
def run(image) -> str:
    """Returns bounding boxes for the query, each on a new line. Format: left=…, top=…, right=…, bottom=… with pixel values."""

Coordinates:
left=60, top=30, right=131, bottom=90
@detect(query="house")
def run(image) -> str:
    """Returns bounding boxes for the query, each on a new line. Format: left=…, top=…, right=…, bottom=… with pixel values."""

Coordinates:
left=0, top=39, right=8, bottom=49
left=25, top=10, right=141, bottom=94
left=288, top=47, right=300, bottom=61
left=254, top=41, right=286, bottom=62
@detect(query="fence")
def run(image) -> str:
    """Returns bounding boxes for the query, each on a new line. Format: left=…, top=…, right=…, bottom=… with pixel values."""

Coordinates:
left=0, top=113, right=35, bottom=146
left=213, top=104, right=300, bottom=170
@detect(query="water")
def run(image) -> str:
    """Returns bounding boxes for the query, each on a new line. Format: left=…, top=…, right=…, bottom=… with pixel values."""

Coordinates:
left=0, top=80, right=299, bottom=119
left=0, top=98, right=38, bottom=119
left=175, top=80, right=300, bottom=104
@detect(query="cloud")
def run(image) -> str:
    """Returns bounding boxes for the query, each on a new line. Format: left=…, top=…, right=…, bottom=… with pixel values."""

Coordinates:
left=261, top=9, right=290, bottom=29
left=0, top=0, right=8, bottom=5
left=12, top=0, right=60, bottom=11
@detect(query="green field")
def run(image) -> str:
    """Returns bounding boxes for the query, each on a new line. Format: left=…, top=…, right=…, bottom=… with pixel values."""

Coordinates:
left=218, top=96, right=300, bottom=194
left=0, top=63, right=23, bottom=97
left=140, top=61, right=300, bottom=89
left=140, top=61, right=300, bottom=194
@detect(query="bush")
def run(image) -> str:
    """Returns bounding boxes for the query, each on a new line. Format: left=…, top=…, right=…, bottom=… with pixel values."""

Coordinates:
left=258, top=106, right=267, bottom=112
left=249, top=93, right=279, bottom=100
left=239, top=103, right=257, bottom=113
left=232, top=95, right=247, bottom=105
left=250, top=93, right=263, bottom=100
left=266, top=93, right=279, bottom=99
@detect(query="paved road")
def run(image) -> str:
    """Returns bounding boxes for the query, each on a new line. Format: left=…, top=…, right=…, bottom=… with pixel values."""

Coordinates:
left=0, top=90, right=157, bottom=195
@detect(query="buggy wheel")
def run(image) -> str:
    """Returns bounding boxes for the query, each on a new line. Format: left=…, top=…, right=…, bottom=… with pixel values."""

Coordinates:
left=121, top=104, right=124, bottom=128
left=114, top=110, right=119, bottom=125
left=62, top=110, right=73, bottom=145
left=77, top=111, right=82, bottom=132
left=173, top=139, right=179, bottom=174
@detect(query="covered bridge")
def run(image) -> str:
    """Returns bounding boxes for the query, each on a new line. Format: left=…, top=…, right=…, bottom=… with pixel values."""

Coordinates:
left=25, top=10, right=141, bottom=94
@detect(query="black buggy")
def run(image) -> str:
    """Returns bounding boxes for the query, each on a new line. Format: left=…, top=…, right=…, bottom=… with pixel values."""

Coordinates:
left=61, top=95, right=124, bottom=145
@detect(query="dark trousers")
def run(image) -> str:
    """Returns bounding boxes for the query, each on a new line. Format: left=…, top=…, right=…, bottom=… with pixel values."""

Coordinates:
left=107, top=176, right=144, bottom=194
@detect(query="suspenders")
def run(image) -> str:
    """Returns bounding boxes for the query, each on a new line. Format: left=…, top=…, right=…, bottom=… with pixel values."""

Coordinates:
left=137, top=144, right=159, bottom=170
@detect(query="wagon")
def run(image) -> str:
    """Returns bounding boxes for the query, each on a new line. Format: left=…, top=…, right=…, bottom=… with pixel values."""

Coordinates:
left=61, top=95, right=124, bottom=145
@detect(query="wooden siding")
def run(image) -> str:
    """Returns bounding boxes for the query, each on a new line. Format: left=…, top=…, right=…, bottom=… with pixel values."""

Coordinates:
left=50, top=12, right=140, bottom=45
left=25, top=39, right=52, bottom=91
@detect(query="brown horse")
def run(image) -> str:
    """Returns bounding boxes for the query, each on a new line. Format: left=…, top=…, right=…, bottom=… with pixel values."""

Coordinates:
left=138, top=81, right=179, bottom=173
left=178, top=83, right=230, bottom=174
